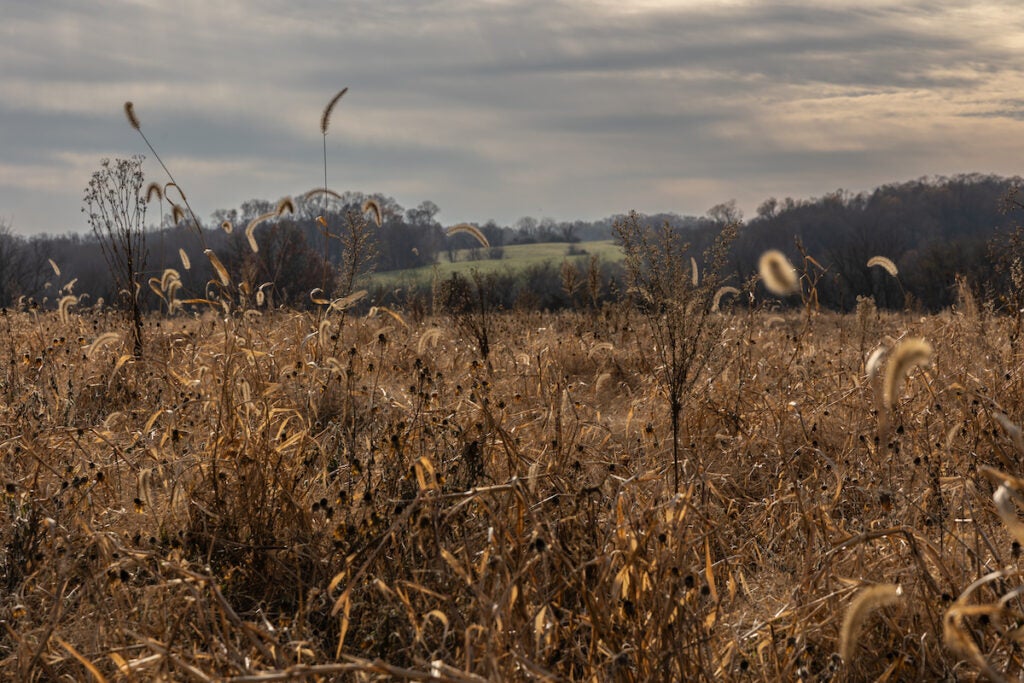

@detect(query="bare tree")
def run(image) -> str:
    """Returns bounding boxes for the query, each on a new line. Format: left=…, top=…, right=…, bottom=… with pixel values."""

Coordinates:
left=82, top=156, right=148, bottom=356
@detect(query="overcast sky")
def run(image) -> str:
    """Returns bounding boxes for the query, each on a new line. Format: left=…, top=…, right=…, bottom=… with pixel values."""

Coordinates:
left=3, top=0, right=1024, bottom=235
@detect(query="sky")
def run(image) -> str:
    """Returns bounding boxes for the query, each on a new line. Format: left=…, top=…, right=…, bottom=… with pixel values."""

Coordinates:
left=2, top=0, right=1024, bottom=235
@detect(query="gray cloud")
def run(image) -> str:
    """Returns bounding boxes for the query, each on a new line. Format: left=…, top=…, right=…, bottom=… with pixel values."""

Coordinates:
left=2, top=0, right=1023, bottom=234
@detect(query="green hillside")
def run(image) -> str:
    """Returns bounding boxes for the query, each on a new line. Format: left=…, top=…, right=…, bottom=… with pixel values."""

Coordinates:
left=367, top=239, right=623, bottom=288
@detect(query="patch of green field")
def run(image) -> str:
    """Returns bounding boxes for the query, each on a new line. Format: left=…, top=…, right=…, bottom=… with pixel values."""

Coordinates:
left=367, top=240, right=623, bottom=288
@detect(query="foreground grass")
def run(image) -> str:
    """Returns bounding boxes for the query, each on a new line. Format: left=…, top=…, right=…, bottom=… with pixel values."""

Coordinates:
left=2, top=302, right=1023, bottom=680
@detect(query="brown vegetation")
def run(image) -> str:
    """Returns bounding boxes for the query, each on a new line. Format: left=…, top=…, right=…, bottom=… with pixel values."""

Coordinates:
left=2, top=297, right=1024, bottom=680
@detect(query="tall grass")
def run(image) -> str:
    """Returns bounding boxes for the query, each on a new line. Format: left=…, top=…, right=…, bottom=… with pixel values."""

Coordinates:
left=11, top=94, right=1024, bottom=681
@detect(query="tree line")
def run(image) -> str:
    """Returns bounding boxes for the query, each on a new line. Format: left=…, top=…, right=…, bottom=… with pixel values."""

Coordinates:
left=0, top=169, right=1020, bottom=313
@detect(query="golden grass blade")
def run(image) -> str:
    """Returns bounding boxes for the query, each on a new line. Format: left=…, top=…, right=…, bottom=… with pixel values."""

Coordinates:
left=56, top=636, right=109, bottom=683
left=839, top=583, right=902, bottom=662
left=447, top=223, right=489, bottom=248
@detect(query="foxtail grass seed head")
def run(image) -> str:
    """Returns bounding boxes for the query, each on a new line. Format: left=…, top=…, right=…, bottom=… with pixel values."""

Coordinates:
left=124, top=101, right=140, bottom=130
left=58, top=295, right=77, bottom=324
left=179, top=248, right=191, bottom=271
left=48, top=259, right=60, bottom=277
left=712, top=286, right=739, bottom=312
left=204, top=249, right=230, bottom=287
left=276, top=196, right=295, bottom=216
left=221, top=220, right=233, bottom=234
left=367, top=305, right=408, bottom=328
left=758, top=250, right=799, bottom=296
left=866, top=346, right=887, bottom=382
left=303, top=187, right=342, bottom=201
left=246, top=212, right=275, bottom=254
left=417, top=327, right=442, bottom=355
left=839, top=583, right=902, bottom=662
left=867, top=255, right=899, bottom=277
left=171, top=203, right=185, bottom=225
left=362, top=198, right=383, bottom=227
left=86, top=331, right=121, bottom=359
left=144, top=182, right=163, bottom=203
left=321, top=87, right=348, bottom=135
left=330, top=289, right=367, bottom=311
left=884, top=338, right=932, bottom=409
left=690, top=257, right=699, bottom=286
left=446, top=223, right=490, bottom=248
left=160, top=268, right=181, bottom=291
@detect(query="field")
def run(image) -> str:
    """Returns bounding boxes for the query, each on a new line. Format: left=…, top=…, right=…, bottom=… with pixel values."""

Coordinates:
left=369, top=240, right=622, bottom=288
left=3, top=298, right=1024, bottom=680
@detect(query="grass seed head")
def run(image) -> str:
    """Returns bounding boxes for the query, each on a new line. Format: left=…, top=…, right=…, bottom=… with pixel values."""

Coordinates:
left=144, top=182, right=163, bottom=203
left=447, top=223, right=490, bottom=248
left=712, top=286, right=740, bottom=312
left=204, top=249, right=230, bottom=287
left=320, top=87, right=349, bottom=135
left=124, top=101, right=141, bottom=130
left=884, top=337, right=932, bottom=409
left=362, top=198, right=383, bottom=228
left=839, top=583, right=902, bottom=662
left=276, top=196, right=295, bottom=216
left=758, top=250, right=799, bottom=296
left=867, top=255, right=899, bottom=277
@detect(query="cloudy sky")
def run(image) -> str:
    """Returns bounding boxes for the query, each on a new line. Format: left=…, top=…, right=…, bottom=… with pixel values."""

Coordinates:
left=3, top=0, right=1024, bottom=235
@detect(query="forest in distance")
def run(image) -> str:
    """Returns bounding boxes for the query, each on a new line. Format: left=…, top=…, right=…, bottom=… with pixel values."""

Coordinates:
left=0, top=170, right=1022, bottom=314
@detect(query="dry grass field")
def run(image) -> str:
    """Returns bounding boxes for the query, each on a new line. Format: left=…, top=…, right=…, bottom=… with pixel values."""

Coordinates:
left=3, top=295, right=1024, bottom=681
